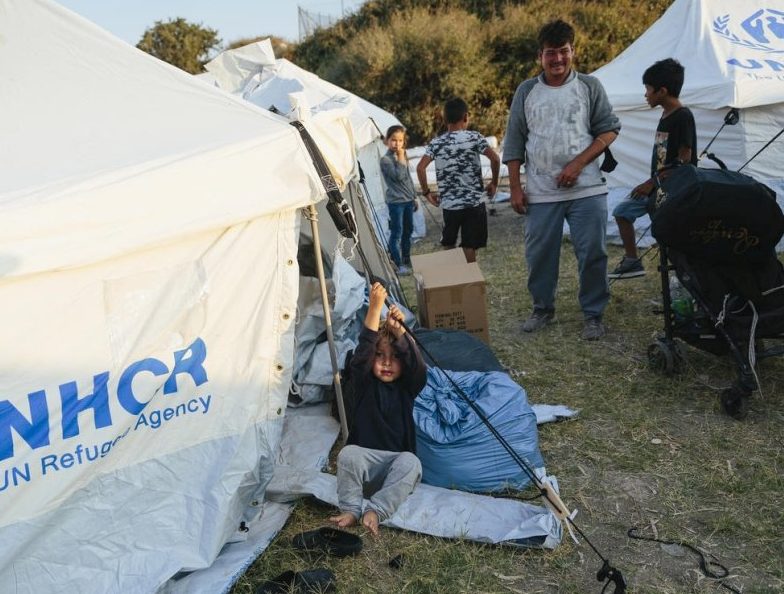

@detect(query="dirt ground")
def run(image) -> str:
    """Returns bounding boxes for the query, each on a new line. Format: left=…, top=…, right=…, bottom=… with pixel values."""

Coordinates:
left=233, top=197, right=784, bottom=594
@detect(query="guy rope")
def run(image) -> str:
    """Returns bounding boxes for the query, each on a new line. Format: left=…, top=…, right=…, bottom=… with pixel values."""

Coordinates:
left=291, top=119, right=628, bottom=593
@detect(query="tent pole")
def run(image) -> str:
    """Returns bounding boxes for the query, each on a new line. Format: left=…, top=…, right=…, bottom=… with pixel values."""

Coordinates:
left=306, top=204, right=349, bottom=444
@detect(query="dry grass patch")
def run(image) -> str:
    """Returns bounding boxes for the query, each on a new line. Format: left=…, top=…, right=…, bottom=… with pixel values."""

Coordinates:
left=232, top=200, right=784, bottom=594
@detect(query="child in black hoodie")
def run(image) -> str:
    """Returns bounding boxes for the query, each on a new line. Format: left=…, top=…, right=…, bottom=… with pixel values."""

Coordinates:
left=329, top=282, right=426, bottom=536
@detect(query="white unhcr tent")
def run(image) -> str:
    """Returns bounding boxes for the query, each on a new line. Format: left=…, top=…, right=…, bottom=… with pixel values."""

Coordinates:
left=592, top=0, right=784, bottom=246
left=0, top=0, right=331, bottom=591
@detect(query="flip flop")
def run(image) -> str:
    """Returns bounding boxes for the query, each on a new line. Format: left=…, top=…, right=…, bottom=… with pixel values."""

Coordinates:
left=255, top=568, right=336, bottom=594
left=388, top=553, right=405, bottom=569
left=292, top=526, right=363, bottom=557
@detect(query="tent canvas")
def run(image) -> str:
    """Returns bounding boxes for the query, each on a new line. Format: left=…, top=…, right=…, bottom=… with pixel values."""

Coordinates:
left=204, top=41, right=426, bottom=249
left=0, top=1, right=333, bottom=591
left=204, top=42, right=429, bottom=409
left=592, top=0, right=784, bottom=246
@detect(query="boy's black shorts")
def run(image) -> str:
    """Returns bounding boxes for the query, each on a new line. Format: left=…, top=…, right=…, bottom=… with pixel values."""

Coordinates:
left=440, top=203, right=488, bottom=249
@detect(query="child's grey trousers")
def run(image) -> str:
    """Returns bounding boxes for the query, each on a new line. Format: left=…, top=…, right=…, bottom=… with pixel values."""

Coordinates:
left=336, top=444, right=422, bottom=522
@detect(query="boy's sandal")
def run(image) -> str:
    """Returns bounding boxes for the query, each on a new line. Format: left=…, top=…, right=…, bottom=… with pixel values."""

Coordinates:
left=292, top=526, right=363, bottom=557
left=255, top=568, right=336, bottom=594
left=388, top=553, right=405, bottom=569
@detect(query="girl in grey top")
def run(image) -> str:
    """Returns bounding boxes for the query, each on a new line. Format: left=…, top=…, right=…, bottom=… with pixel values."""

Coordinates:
left=379, top=125, right=418, bottom=273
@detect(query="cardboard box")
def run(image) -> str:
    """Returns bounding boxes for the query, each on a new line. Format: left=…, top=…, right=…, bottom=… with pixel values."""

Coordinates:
left=410, top=250, right=490, bottom=344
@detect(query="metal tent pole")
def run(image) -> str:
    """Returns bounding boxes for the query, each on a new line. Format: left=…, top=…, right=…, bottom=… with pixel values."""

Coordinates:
left=306, top=204, right=349, bottom=443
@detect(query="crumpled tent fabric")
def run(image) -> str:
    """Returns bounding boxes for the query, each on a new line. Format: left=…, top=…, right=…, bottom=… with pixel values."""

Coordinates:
left=290, top=254, right=366, bottom=406
left=290, top=254, right=416, bottom=407
left=204, top=40, right=427, bottom=244
left=415, top=367, right=545, bottom=492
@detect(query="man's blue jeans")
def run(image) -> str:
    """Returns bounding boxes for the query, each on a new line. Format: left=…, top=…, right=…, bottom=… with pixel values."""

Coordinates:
left=387, top=201, right=414, bottom=267
left=524, top=194, right=609, bottom=320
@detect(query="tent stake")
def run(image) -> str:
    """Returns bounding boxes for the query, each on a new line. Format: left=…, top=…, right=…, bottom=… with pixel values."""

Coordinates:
left=306, top=204, right=350, bottom=444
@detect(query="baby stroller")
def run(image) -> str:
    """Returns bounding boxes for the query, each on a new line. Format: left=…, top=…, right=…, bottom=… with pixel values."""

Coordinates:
left=646, top=164, right=784, bottom=419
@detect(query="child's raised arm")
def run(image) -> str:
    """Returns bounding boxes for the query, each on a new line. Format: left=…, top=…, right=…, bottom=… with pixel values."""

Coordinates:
left=364, top=282, right=387, bottom=332
left=385, top=304, right=406, bottom=339
left=387, top=308, right=427, bottom=396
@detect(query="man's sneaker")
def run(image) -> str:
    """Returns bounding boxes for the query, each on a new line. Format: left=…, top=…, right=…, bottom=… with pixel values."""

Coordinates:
left=581, top=318, right=606, bottom=340
left=521, top=311, right=555, bottom=333
left=397, top=265, right=411, bottom=276
left=608, top=256, right=645, bottom=279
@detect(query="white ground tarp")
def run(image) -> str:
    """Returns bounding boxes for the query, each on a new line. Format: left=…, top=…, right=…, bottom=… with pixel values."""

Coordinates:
left=171, top=403, right=572, bottom=594
left=592, top=0, right=784, bottom=247
left=0, top=1, right=328, bottom=592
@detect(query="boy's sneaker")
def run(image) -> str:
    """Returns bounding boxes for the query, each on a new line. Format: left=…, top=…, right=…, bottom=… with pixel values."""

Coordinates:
left=580, top=318, right=606, bottom=341
left=521, top=311, right=554, bottom=333
left=608, top=256, right=645, bottom=279
left=397, top=265, right=411, bottom=276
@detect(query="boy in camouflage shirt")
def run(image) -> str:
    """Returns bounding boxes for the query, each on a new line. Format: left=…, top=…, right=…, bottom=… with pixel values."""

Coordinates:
left=416, top=97, right=500, bottom=263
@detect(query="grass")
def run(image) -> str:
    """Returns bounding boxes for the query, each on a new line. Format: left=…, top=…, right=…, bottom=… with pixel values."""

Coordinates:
left=231, top=199, right=784, bottom=594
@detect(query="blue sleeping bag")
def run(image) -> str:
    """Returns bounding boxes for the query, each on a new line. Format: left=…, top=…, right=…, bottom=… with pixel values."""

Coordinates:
left=414, top=367, right=544, bottom=492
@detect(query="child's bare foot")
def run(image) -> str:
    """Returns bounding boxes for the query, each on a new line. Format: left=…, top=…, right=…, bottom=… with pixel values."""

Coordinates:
left=328, top=512, right=358, bottom=528
left=361, top=509, right=380, bottom=536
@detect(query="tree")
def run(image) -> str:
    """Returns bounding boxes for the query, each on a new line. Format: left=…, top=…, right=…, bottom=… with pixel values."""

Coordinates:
left=320, top=8, right=500, bottom=144
left=137, top=18, right=221, bottom=74
left=293, top=0, right=676, bottom=142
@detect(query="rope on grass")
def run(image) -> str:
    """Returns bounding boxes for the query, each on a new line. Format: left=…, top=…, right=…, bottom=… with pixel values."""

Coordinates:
left=294, top=120, right=628, bottom=594
left=627, top=527, right=741, bottom=593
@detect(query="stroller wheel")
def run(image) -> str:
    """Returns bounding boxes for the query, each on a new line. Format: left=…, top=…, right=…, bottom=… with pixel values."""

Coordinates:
left=648, top=339, right=676, bottom=376
left=720, top=386, right=750, bottom=420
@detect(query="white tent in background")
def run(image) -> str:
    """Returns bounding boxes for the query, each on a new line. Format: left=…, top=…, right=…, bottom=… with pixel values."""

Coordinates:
left=592, top=0, right=784, bottom=246
left=203, top=40, right=427, bottom=246
left=0, top=0, right=334, bottom=591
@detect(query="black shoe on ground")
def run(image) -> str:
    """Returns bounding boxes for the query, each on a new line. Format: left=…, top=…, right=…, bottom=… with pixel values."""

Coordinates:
left=580, top=318, right=607, bottom=341
left=520, top=311, right=555, bottom=333
left=292, top=527, right=363, bottom=557
left=255, top=568, right=336, bottom=594
left=608, top=256, right=645, bottom=279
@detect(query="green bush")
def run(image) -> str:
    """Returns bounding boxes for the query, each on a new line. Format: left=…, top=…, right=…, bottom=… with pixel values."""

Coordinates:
left=293, top=0, right=675, bottom=142
left=320, top=8, right=502, bottom=144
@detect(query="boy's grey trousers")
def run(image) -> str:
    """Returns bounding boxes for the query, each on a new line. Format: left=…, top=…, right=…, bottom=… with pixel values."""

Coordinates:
left=336, top=445, right=422, bottom=522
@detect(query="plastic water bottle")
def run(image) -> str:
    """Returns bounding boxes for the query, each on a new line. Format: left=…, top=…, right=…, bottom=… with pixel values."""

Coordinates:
left=669, top=275, right=694, bottom=321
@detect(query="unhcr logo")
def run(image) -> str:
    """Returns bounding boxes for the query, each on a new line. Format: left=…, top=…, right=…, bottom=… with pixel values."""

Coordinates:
left=714, top=9, right=784, bottom=74
left=0, top=338, right=210, bottom=463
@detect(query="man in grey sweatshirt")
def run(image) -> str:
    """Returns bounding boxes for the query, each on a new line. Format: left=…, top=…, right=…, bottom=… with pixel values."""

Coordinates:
left=503, top=19, right=620, bottom=341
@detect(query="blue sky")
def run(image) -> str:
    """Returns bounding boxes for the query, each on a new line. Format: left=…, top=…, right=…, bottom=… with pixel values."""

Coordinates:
left=57, top=0, right=367, bottom=45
